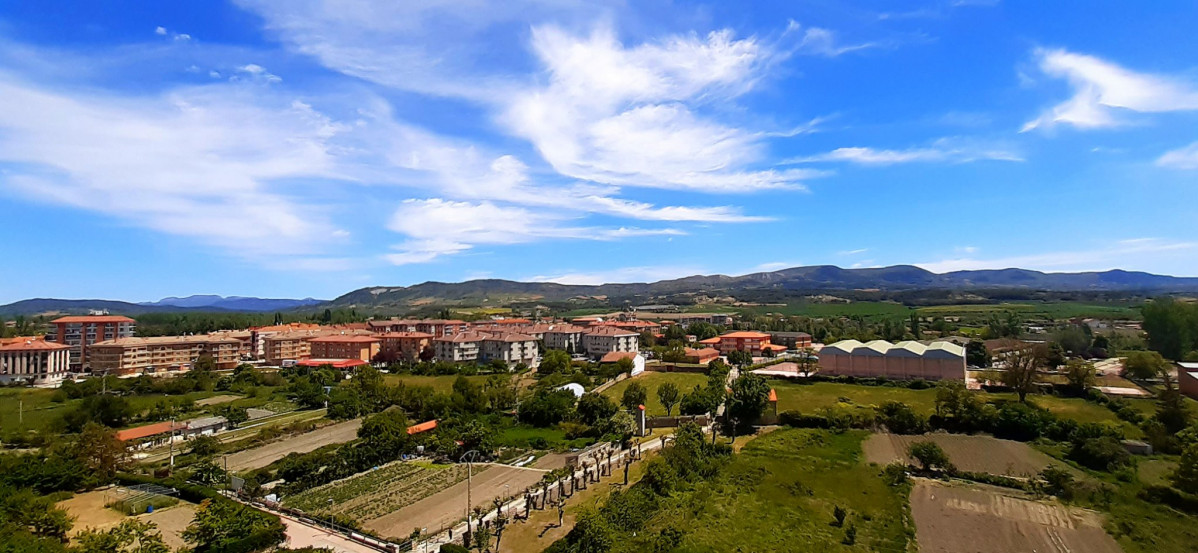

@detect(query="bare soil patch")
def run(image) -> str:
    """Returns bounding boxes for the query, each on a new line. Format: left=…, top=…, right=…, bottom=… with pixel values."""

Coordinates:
left=532, top=452, right=569, bottom=470
left=864, top=433, right=1058, bottom=477
left=225, top=418, right=362, bottom=471
left=910, top=480, right=1121, bottom=553
left=135, top=502, right=197, bottom=550
left=195, top=394, right=241, bottom=406
left=58, top=490, right=125, bottom=537
left=364, top=464, right=546, bottom=539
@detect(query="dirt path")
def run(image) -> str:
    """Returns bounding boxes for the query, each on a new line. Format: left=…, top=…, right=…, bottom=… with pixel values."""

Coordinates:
left=224, top=418, right=362, bottom=472
left=195, top=394, right=241, bottom=406
left=58, top=490, right=125, bottom=536
left=864, top=433, right=1059, bottom=477
left=365, top=464, right=547, bottom=539
left=910, top=479, right=1121, bottom=553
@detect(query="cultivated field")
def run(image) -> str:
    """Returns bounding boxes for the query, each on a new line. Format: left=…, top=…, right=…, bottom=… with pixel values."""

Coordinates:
left=225, top=418, right=362, bottom=471
left=863, top=433, right=1061, bottom=477
left=286, top=460, right=472, bottom=522
left=601, top=371, right=708, bottom=416
left=910, top=480, right=1121, bottom=553
left=771, top=381, right=940, bottom=414
left=194, top=394, right=242, bottom=406
left=363, top=464, right=546, bottom=539
left=382, top=374, right=493, bottom=393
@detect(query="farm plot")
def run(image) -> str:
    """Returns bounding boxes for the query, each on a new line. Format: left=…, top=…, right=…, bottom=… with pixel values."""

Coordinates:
left=910, top=480, right=1121, bottom=553
left=864, top=433, right=1060, bottom=477
left=285, top=461, right=473, bottom=523
left=224, top=418, right=362, bottom=472
left=364, top=464, right=546, bottom=539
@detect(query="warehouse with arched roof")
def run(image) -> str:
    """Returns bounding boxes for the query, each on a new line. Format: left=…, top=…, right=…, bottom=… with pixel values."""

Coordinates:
left=817, top=339, right=965, bottom=381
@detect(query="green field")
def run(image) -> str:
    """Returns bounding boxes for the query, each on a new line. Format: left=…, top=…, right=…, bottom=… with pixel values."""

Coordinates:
left=611, top=428, right=911, bottom=552
left=0, top=387, right=225, bottom=434
left=495, top=424, right=592, bottom=450
left=381, top=374, right=493, bottom=393
left=601, top=372, right=709, bottom=416
left=769, top=380, right=1157, bottom=438
left=915, top=301, right=1141, bottom=320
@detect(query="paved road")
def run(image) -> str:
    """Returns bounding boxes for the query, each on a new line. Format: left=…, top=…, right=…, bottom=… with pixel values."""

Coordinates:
left=278, top=512, right=383, bottom=553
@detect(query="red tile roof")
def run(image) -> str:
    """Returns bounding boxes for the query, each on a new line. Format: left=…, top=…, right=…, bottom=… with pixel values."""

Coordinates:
left=116, top=421, right=183, bottom=441
left=718, top=331, right=772, bottom=339
left=52, top=315, right=135, bottom=324
left=0, top=337, right=70, bottom=351
left=600, top=351, right=639, bottom=363
left=584, top=326, right=639, bottom=337
left=378, top=332, right=434, bottom=339
left=296, top=358, right=369, bottom=368
left=306, top=335, right=380, bottom=343
left=407, top=419, right=438, bottom=435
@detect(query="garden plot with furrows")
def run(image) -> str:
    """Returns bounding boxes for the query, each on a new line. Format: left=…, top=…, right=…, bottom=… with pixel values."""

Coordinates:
left=284, top=460, right=475, bottom=522
left=864, top=432, right=1061, bottom=478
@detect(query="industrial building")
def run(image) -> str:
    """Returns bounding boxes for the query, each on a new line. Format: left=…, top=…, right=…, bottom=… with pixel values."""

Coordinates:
left=817, top=339, right=966, bottom=381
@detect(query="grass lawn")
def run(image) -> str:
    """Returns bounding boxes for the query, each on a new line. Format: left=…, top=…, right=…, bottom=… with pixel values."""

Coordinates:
left=0, top=387, right=224, bottom=435
left=381, top=374, right=494, bottom=393
left=771, top=381, right=940, bottom=414
left=601, top=372, right=708, bottom=416
left=495, top=424, right=593, bottom=450
left=611, top=428, right=912, bottom=553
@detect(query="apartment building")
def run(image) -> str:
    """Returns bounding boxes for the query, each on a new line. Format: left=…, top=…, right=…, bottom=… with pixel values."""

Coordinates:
left=698, top=331, right=787, bottom=356
left=768, top=332, right=813, bottom=350
left=90, top=335, right=241, bottom=376
left=378, top=332, right=433, bottom=362
left=415, top=319, right=471, bottom=338
left=250, top=323, right=321, bottom=360
left=0, top=337, right=71, bottom=384
left=263, top=330, right=327, bottom=365
left=208, top=330, right=253, bottom=359
left=480, top=332, right=539, bottom=368
left=543, top=324, right=586, bottom=353
left=581, top=326, right=639, bottom=358
left=433, top=331, right=489, bottom=363
left=307, top=334, right=381, bottom=362
left=47, top=315, right=136, bottom=370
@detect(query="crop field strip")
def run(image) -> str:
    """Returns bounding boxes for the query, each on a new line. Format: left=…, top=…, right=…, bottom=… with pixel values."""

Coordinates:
left=285, top=460, right=476, bottom=522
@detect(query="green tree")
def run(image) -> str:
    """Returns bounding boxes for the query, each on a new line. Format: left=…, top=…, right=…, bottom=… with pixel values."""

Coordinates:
left=657, top=382, right=680, bottom=416
left=1064, top=358, right=1096, bottom=395
left=182, top=499, right=285, bottom=551
left=568, top=509, right=613, bottom=553
left=1002, top=345, right=1045, bottom=402
left=1142, top=297, right=1198, bottom=361
left=193, top=353, right=216, bottom=373
left=1124, top=350, right=1171, bottom=380
left=72, top=423, right=129, bottom=481
left=359, top=409, right=411, bottom=460
left=218, top=405, right=249, bottom=427
left=908, top=441, right=953, bottom=472
left=620, top=382, right=648, bottom=411
left=909, top=313, right=922, bottom=340
left=1171, top=442, right=1198, bottom=494
left=726, top=349, right=753, bottom=367
left=189, top=458, right=227, bottom=487
left=726, top=374, right=771, bottom=434
left=965, top=341, right=990, bottom=368
left=576, top=393, right=618, bottom=426
left=540, top=350, right=572, bottom=375
left=188, top=435, right=220, bottom=457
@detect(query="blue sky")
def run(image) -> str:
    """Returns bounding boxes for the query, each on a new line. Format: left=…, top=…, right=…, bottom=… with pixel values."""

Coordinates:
left=1, top=1, right=1197, bottom=303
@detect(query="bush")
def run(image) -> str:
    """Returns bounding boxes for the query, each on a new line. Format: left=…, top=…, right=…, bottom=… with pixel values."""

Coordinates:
left=440, top=545, right=471, bottom=553
left=778, top=410, right=829, bottom=429
left=877, top=401, right=929, bottom=435
left=908, top=441, right=953, bottom=472
left=1069, top=436, right=1130, bottom=471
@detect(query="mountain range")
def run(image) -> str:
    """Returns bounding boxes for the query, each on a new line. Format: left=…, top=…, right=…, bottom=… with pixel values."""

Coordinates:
left=3, top=266, right=1197, bottom=317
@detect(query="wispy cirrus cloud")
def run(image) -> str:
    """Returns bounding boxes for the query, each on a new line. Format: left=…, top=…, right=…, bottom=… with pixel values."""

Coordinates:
left=917, top=238, right=1197, bottom=273
left=1157, top=142, right=1198, bottom=170
left=787, top=138, right=1022, bottom=165
left=383, top=199, right=683, bottom=265
left=1022, top=48, right=1198, bottom=131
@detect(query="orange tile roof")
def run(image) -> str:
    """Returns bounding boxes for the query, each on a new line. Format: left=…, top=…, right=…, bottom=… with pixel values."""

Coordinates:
left=600, top=351, right=639, bottom=363
left=306, top=335, right=380, bottom=343
left=697, top=337, right=721, bottom=345
left=116, top=421, right=182, bottom=441
left=717, top=331, right=772, bottom=339
left=52, top=315, right=135, bottom=324
left=407, top=419, right=438, bottom=435
left=296, top=359, right=369, bottom=368
left=0, top=337, right=70, bottom=351
left=378, top=332, right=434, bottom=339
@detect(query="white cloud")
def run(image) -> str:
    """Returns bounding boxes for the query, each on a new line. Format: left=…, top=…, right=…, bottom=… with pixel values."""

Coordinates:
left=383, top=199, right=682, bottom=265
left=1157, top=142, right=1198, bottom=169
left=1023, top=48, right=1198, bottom=131
left=838, top=248, right=869, bottom=256
left=155, top=26, right=168, bottom=36
left=527, top=265, right=708, bottom=285
left=789, top=139, right=1022, bottom=165
left=501, top=24, right=813, bottom=193
left=917, top=238, right=1197, bottom=273
left=234, top=63, right=282, bottom=83
left=791, top=23, right=876, bottom=57
left=175, top=33, right=192, bottom=42
left=0, top=72, right=352, bottom=260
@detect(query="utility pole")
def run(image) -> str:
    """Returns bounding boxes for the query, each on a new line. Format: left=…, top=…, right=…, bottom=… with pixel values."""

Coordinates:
left=169, top=419, right=176, bottom=470
left=461, top=450, right=480, bottom=546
